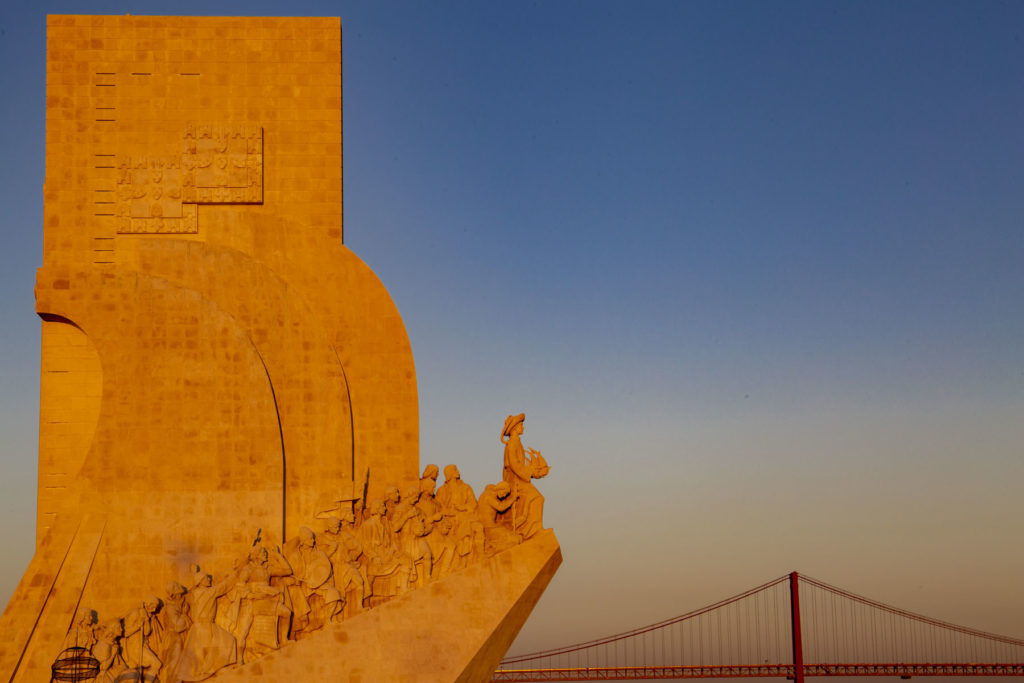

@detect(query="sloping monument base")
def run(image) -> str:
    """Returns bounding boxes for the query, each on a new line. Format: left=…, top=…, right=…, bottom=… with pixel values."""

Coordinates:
left=0, top=517, right=106, bottom=683
left=212, top=530, right=561, bottom=683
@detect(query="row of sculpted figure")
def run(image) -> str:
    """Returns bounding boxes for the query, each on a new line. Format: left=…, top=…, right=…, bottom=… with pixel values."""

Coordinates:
left=55, top=414, right=549, bottom=683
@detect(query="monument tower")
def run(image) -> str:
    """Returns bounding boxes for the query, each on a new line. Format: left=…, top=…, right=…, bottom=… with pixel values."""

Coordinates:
left=0, top=16, right=559, bottom=682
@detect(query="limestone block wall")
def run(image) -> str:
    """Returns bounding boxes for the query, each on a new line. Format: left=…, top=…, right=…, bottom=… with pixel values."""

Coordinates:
left=37, top=318, right=103, bottom=544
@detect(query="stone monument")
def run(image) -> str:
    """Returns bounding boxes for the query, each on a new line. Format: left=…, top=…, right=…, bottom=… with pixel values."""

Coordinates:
left=0, top=16, right=560, bottom=682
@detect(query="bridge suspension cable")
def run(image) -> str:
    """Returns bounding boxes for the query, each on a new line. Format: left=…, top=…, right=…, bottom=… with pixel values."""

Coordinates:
left=798, top=573, right=1024, bottom=666
left=493, top=572, right=1024, bottom=682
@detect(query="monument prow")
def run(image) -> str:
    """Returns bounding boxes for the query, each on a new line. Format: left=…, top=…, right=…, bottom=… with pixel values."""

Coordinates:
left=211, top=531, right=561, bottom=683
left=0, top=15, right=559, bottom=683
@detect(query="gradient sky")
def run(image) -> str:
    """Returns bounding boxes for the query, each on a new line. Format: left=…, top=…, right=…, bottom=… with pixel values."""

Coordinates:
left=1, top=0, right=1022, bottom=659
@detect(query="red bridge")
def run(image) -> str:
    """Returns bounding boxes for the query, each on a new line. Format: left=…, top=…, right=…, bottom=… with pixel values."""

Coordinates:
left=493, top=573, right=1024, bottom=681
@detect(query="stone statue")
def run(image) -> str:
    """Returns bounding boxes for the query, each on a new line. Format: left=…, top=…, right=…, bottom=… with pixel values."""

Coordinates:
left=436, top=464, right=475, bottom=515
left=224, top=544, right=292, bottom=662
left=419, top=464, right=439, bottom=500
left=416, top=464, right=449, bottom=577
left=429, top=514, right=459, bottom=578
left=417, top=464, right=442, bottom=518
left=437, top=464, right=481, bottom=564
left=92, top=617, right=127, bottom=683
left=282, top=527, right=343, bottom=637
left=383, top=486, right=401, bottom=524
left=389, top=486, right=420, bottom=536
left=178, top=570, right=237, bottom=681
left=477, top=481, right=520, bottom=555
left=499, top=413, right=549, bottom=540
left=319, top=510, right=369, bottom=614
left=392, top=485, right=433, bottom=586
left=62, top=607, right=98, bottom=652
left=158, top=582, right=191, bottom=683
left=121, top=596, right=163, bottom=675
left=357, top=498, right=416, bottom=601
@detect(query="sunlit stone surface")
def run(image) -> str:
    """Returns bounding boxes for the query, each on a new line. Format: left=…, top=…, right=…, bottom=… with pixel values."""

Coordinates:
left=0, top=16, right=558, bottom=683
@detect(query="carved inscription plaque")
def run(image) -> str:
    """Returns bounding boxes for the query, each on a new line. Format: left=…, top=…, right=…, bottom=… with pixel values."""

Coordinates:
left=117, top=158, right=196, bottom=234
left=183, top=124, right=264, bottom=204
left=115, top=124, right=263, bottom=234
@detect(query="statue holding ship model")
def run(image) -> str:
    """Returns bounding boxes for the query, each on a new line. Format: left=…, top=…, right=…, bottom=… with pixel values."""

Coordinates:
left=500, top=413, right=551, bottom=540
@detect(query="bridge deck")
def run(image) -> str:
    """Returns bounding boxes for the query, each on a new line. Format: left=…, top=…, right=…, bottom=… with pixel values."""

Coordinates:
left=492, top=663, right=1024, bottom=681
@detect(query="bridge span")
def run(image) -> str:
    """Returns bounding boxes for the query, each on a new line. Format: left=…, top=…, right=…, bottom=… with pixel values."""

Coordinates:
left=493, top=573, right=1024, bottom=681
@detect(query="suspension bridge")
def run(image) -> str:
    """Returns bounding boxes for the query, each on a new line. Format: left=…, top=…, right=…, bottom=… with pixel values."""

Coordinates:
left=493, top=572, right=1024, bottom=681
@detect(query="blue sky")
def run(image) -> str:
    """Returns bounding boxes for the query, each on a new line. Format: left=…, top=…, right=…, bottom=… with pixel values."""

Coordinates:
left=1, top=0, right=1022, bottom=656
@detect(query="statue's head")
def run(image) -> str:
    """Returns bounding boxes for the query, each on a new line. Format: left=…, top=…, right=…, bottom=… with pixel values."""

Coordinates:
left=443, top=464, right=460, bottom=481
left=143, top=596, right=161, bottom=614
left=419, top=476, right=436, bottom=496
left=76, top=608, right=98, bottom=628
left=421, top=463, right=439, bottom=480
left=369, top=498, right=386, bottom=516
left=495, top=481, right=512, bottom=498
left=502, top=413, right=526, bottom=442
left=166, top=581, right=186, bottom=598
left=404, top=485, right=421, bottom=503
left=385, top=486, right=400, bottom=503
left=339, top=506, right=356, bottom=524
left=298, top=526, right=316, bottom=547
left=100, top=618, right=123, bottom=640
left=250, top=545, right=269, bottom=564
left=323, top=516, right=342, bottom=534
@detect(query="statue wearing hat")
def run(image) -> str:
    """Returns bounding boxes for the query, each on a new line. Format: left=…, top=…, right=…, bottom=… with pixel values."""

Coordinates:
left=499, top=413, right=550, bottom=540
